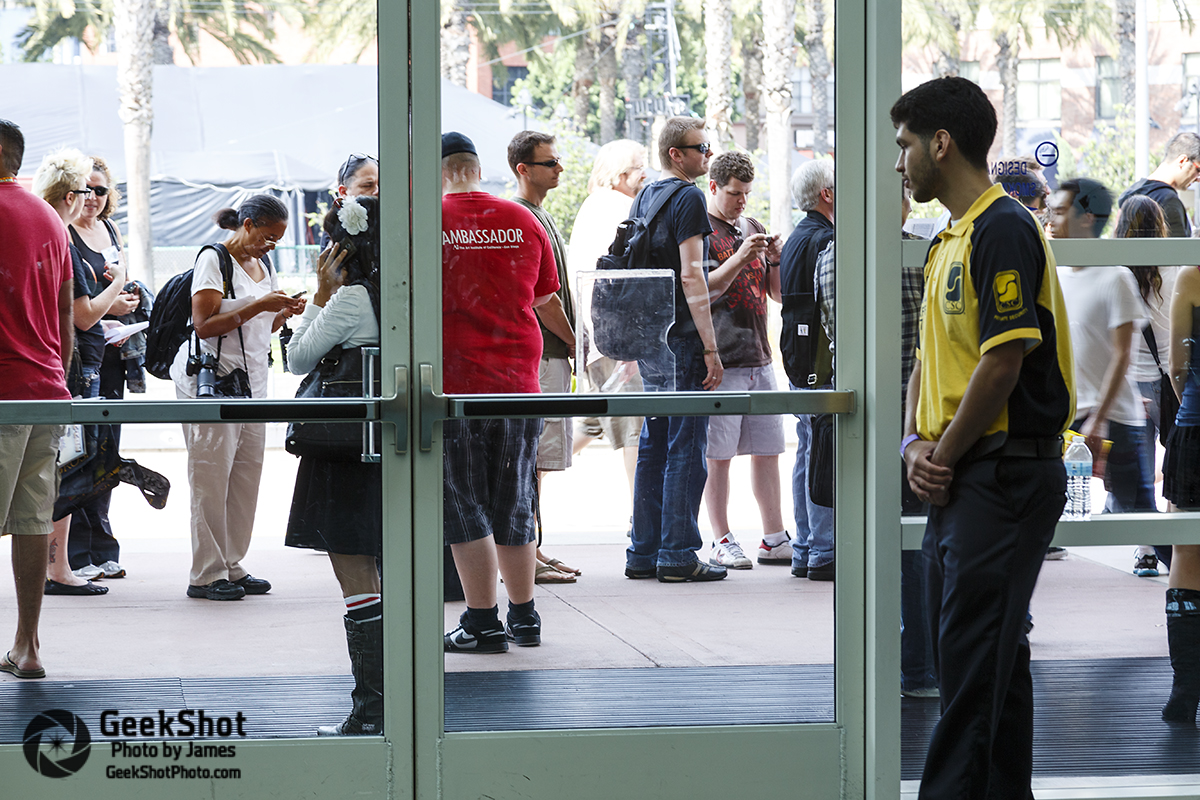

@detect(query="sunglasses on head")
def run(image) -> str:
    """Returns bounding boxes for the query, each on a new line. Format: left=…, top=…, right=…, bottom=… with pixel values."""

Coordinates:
left=87, top=185, right=110, bottom=197
left=677, top=143, right=712, bottom=155
left=338, top=153, right=378, bottom=185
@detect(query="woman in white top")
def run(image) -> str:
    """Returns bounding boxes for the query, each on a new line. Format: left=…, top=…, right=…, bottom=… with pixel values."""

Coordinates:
left=1119, top=195, right=1179, bottom=577
left=285, top=196, right=383, bottom=736
left=565, top=139, right=648, bottom=514
left=172, top=195, right=305, bottom=601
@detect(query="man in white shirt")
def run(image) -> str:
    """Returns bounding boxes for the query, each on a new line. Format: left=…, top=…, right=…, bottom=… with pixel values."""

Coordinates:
left=1050, top=178, right=1155, bottom=513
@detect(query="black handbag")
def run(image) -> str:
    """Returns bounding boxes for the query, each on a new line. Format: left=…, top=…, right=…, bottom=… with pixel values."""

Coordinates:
left=1143, top=324, right=1180, bottom=446
left=285, top=345, right=380, bottom=461
left=808, top=413, right=834, bottom=508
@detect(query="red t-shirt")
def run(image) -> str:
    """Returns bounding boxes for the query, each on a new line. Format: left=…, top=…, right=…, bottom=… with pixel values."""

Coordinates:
left=442, top=192, right=559, bottom=394
left=0, top=183, right=72, bottom=400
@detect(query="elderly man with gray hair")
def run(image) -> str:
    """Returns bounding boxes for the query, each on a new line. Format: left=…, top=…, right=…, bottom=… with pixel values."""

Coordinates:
left=778, top=159, right=836, bottom=581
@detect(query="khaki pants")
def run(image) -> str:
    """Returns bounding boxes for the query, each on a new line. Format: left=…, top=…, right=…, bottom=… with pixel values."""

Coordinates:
left=182, top=420, right=266, bottom=586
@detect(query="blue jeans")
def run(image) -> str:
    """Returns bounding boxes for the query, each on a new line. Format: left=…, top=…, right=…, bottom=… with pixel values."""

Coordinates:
left=1103, top=419, right=1155, bottom=513
left=627, top=335, right=709, bottom=569
left=790, top=404, right=834, bottom=570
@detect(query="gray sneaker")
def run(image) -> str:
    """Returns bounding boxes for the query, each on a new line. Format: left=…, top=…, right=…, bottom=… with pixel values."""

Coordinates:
left=97, top=561, right=126, bottom=579
left=72, top=564, right=103, bottom=580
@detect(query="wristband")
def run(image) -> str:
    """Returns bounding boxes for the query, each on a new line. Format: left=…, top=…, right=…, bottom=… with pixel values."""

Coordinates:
left=900, top=433, right=921, bottom=458
left=703, top=348, right=716, bottom=355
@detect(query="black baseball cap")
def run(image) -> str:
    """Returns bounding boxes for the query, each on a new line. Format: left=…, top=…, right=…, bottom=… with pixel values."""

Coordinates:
left=442, top=132, right=477, bottom=159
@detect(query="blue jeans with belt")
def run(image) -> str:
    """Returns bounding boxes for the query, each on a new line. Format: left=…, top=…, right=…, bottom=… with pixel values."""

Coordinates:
left=627, top=334, right=709, bottom=569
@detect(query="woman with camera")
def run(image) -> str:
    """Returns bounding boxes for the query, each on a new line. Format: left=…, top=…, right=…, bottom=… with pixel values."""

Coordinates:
left=284, top=195, right=383, bottom=735
left=170, top=195, right=305, bottom=601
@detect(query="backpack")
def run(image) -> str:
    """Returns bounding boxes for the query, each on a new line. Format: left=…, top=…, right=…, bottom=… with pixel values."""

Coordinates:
left=589, top=179, right=689, bottom=362
left=144, top=244, right=266, bottom=380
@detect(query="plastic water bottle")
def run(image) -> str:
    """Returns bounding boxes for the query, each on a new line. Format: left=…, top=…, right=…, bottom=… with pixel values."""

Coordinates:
left=1062, top=434, right=1092, bottom=520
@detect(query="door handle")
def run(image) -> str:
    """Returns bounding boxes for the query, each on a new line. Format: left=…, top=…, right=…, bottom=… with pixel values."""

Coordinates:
left=392, top=365, right=409, bottom=455
left=418, top=363, right=446, bottom=452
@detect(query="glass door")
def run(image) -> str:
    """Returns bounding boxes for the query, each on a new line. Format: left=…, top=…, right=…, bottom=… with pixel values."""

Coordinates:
left=412, top=1, right=866, bottom=798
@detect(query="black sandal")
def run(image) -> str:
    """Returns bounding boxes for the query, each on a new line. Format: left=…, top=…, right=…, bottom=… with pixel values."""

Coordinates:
left=45, top=579, right=108, bottom=596
left=118, top=459, right=170, bottom=509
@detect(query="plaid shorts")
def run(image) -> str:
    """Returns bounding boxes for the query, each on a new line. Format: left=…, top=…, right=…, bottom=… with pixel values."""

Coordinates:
left=443, top=417, right=542, bottom=546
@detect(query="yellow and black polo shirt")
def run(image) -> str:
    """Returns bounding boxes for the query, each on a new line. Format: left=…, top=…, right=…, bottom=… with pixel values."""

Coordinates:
left=916, top=184, right=1075, bottom=441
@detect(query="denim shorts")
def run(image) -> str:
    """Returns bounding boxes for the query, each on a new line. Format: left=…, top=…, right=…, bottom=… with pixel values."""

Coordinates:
left=443, top=417, right=542, bottom=546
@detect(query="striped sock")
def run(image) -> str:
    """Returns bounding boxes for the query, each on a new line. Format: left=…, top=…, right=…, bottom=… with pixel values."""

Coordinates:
left=345, top=593, right=382, bottom=623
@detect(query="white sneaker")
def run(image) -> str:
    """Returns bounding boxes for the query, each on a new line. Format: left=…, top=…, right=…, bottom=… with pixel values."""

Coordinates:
left=97, top=560, right=126, bottom=579
left=72, top=564, right=103, bottom=580
left=710, top=537, right=753, bottom=569
left=758, top=536, right=794, bottom=564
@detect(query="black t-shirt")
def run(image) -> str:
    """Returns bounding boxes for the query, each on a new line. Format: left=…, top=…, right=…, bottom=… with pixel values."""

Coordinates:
left=630, top=178, right=713, bottom=338
left=69, top=244, right=105, bottom=371
left=1118, top=178, right=1192, bottom=237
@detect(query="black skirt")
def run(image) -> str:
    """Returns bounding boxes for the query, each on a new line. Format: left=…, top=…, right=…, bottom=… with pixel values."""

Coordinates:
left=285, top=456, right=382, bottom=557
left=1163, top=423, right=1200, bottom=510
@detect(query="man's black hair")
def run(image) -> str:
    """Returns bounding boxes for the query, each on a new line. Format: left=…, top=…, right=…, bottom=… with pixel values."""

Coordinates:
left=889, top=77, right=997, bottom=171
left=0, top=118, right=25, bottom=175
left=1058, top=178, right=1112, bottom=238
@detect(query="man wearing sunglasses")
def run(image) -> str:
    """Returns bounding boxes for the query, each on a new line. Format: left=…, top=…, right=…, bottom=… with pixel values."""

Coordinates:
left=1118, top=132, right=1200, bottom=238
left=624, top=116, right=728, bottom=584
left=508, top=130, right=582, bottom=583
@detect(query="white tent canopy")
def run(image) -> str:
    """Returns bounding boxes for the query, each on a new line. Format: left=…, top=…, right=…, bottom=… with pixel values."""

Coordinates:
left=5, top=64, right=523, bottom=245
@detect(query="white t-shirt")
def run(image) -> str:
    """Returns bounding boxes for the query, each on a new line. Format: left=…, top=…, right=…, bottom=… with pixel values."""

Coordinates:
left=1129, top=265, right=1179, bottom=383
left=567, top=187, right=635, bottom=366
left=1057, top=266, right=1145, bottom=426
left=286, top=284, right=379, bottom=376
left=170, top=248, right=279, bottom=398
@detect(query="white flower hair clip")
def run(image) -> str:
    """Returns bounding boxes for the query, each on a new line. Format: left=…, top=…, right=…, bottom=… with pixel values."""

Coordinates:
left=338, top=195, right=369, bottom=236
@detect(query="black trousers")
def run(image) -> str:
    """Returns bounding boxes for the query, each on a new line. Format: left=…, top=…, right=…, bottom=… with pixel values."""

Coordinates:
left=918, top=455, right=1065, bottom=800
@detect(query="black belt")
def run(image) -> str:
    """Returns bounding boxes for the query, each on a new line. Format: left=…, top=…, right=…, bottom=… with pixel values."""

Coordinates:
left=962, top=433, right=1064, bottom=464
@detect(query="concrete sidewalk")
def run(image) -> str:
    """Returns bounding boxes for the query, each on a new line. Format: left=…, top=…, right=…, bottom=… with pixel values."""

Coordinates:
left=0, top=439, right=1171, bottom=683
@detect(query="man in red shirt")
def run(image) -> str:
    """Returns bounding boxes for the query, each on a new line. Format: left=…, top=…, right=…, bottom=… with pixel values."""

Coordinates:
left=0, top=118, right=75, bottom=680
left=441, top=131, right=559, bottom=653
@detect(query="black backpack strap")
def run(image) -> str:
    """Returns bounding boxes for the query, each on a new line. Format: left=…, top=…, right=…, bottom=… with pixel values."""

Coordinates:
left=639, top=179, right=690, bottom=227
left=1143, top=322, right=1165, bottom=375
left=200, top=243, right=247, bottom=368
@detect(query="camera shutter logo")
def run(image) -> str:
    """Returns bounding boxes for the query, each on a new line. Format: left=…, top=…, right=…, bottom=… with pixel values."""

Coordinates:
left=23, top=709, right=92, bottom=778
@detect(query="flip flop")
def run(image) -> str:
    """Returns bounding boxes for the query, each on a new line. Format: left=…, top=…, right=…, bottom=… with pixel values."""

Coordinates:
left=534, top=563, right=577, bottom=584
left=543, top=557, right=582, bottom=576
left=1, top=650, right=45, bottom=679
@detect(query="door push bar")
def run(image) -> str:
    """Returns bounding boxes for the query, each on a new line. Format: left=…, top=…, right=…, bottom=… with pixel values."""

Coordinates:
left=415, top=362, right=856, bottom=453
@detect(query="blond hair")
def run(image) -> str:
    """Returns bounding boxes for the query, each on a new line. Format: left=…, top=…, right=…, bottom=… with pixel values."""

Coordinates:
left=33, top=148, right=92, bottom=209
left=587, top=139, right=647, bottom=193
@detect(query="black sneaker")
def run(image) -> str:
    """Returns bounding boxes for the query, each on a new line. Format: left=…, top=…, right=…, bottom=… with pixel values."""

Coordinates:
left=1133, top=553, right=1160, bottom=577
left=505, top=610, right=541, bottom=647
left=233, top=574, right=271, bottom=595
left=656, top=561, right=727, bottom=582
left=186, top=579, right=245, bottom=600
left=624, top=566, right=658, bottom=579
left=444, top=613, right=508, bottom=653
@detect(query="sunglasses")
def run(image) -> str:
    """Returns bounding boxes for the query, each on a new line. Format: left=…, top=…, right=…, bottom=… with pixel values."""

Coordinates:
left=68, top=187, right=94, bottom=197
left=677, top=143, right=713, bottom=155
left=87, top=185, right=110, bottom=197
left=523, top=159, right=562, bottom=169
left=338, top=153, right=378, bottom=185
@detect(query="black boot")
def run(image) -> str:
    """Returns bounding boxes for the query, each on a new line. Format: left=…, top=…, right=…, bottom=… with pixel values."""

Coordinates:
left=1162, top=588, right=1200, bottom=724
left=318, top=616, right=383, bottom=735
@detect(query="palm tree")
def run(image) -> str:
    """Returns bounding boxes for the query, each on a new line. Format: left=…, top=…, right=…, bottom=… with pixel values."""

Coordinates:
left=741, top=26, right=763, bottom=151
left=761, top=0, right=795, bottom=235
left=17, top=0, right=291, bottom=282
left=902, top=0, right=976, bottom=79
left=704, top=0, right=735, bottom=149
left=986, top=0, right=1112, bottom=158
left=803, top=0, right=831, bottom=157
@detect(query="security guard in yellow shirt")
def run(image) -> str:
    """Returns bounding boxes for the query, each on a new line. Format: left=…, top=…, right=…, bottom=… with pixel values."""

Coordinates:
left=892, top=77, right=1075, bottom=800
